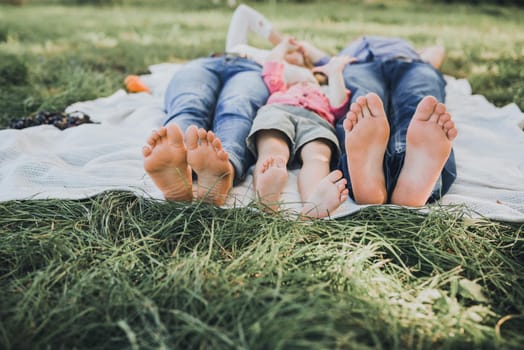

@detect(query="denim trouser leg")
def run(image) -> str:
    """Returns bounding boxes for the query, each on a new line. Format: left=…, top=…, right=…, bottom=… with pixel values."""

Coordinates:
left=384, top=60, right=456, bottom=201
left=163, top=56, right=268, bottom=183
left=337, top=59, right=457, bottom=203
left=337, top=61, right=388, bottom=146
left=163, top=57, right=221, bottom=131
left=214, top=60, right=269, bottom=182
left=337, top=61, right=388, bottom=198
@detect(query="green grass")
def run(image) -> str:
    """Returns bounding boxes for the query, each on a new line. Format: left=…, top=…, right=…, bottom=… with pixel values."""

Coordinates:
left=0, top=0, right=523, bottom=126
left=1, top=193, right=523, bottom=349
left=1, top=1, right=523, bottom=349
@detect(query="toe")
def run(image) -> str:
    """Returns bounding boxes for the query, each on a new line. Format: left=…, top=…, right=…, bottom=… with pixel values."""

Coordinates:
left=343, top=114, right=354, bottom=132
left=414, top=96, right=438, bottom=121
left=207, top=130, right=216, bottom=144
left=357, top=97, right=371, bottom=119
left=157, top=127, right=167, bottom=137
left=447, top=128, right=458, bottom=141
left=185, top=125, right=199, bottom=150
left=366, top=93, right=386, bottom=118
left=166, top=124, right=185, bottom=146
left=197, top=128, right=208, bottom=145
left=327, top=169, right=343, bottom=182
left=212, top=137, right=223, bottom=151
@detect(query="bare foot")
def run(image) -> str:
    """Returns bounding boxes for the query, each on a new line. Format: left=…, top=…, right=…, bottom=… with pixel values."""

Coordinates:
left=344, top=92, right=389, bottom=204
left=301, top=170, right=349, bottom=219
left=185, top=126, right=234, bottom=206
left=254, top=156, right=288, bottom=212
left=143, top=124, right=193, bottom=201
left=391, top=96, right=458, bottom=207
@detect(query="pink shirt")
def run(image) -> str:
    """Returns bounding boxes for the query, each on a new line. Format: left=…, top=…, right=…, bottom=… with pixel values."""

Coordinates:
left=262, top=61, right=350, bottom=125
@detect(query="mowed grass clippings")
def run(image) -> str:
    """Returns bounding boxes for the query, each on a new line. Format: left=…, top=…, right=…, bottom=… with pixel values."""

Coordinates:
left=1, top=0, right=524, bottom=349
left=0, top=192, right=523, bottom=349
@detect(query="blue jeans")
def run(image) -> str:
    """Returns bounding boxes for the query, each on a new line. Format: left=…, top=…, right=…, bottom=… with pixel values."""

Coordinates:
left=336, top=59, right=457, bottom=202
left=164, top=56, right=269, bottom=182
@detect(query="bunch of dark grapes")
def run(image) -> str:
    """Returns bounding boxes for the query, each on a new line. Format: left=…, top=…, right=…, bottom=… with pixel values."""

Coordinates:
left=9, top=111, right=97, bottom=130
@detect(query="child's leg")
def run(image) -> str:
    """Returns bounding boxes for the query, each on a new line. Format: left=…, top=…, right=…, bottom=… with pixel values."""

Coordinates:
left=301, top=170, right=349, bottom=219
left=297, top=140, right=332, bottom=201
left=254, top=130, right=290, bottom=211
left=225, top=4, right=281, bottom=51
left=298, top=140, right=348, bottom=218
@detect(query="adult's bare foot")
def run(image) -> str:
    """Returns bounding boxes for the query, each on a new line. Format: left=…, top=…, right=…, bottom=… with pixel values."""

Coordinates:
left=143, top=124, right=193, bottom=201
left=254, top=155, right=288, bottom=212
left=344, top=92, right=389, bottom=204
left=301, top=170, right=349, bottom=219
left=391, top=96, right=458, bottom=207
left=185, top=126, right=234, bottom=206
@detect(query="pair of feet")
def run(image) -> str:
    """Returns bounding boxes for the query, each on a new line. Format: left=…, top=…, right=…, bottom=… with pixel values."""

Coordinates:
left=255, top=156, right=349, bottom=219
left=344, top=93, right=458, bottom=206
left=144, top=123, right=349, bottom=218
left=143, top=124, right=234, bottom=206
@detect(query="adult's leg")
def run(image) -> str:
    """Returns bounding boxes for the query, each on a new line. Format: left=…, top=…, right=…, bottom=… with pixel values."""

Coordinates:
left=185, top=125, right=235, bottom=206
left=163, top=58, right=222, bottom=131
left=390, top=96, right=457, bottom=206
left=337, top=61, right=387, bottom=145
left=386, top=60, right=456, bottom=203
left=343, top=93, right=389, bottom=204
left=143, top=124, right=193, bottom=202
left=337, top=61, right=388, bottom=200
left=212, top=59, right=269, bottom=183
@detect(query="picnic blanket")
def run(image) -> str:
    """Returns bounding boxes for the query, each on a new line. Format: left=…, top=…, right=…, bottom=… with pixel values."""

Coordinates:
left=0, top=63, right=523, bottom=222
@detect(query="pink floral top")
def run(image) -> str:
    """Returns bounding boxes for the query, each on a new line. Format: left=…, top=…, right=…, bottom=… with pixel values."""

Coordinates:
left=262, top=61, right=350, bottom=125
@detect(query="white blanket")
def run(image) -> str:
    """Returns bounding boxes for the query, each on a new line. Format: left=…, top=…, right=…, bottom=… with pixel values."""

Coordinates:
left=1, top=63, right=523, bottom=222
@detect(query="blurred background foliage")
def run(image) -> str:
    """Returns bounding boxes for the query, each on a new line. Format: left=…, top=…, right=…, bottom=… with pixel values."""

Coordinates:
left=0, top=0, right=523, bottom=127
left=2, top=0, right=524, bottom=7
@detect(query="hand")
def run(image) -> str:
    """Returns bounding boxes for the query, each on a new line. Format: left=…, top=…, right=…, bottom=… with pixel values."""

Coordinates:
left=277, top=36, right=302, bottom=54
left=312, top=55, right=356, bottom=77
left=296, top=40, right=317, bottom=57
left=296, top=40, right=329, bottom=64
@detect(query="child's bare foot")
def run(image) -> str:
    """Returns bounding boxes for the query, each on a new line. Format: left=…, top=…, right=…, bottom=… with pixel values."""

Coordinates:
left=344, top=92, right=389, bottom=204
left=301, top=170, right=349, bottom=219
left=391, top=96, right=458, bottom=207
left=143, top=124, right=192, bottom=201
left=254, top=156, right=288, bottom=212
left=185, top=126, right=234, bottom=206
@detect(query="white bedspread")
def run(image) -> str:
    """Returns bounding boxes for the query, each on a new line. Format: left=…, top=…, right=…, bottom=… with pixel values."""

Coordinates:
left=1, top=63, right=523, bottom=222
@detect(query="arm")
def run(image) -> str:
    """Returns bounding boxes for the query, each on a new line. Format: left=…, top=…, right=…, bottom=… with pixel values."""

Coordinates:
left=313, top=56, right=354, bottom=109
left=297, top=40, right=331, bottom=66
left=262, top=38, right=299, bottom=93
left=265, top=37, right=317, bottom=87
